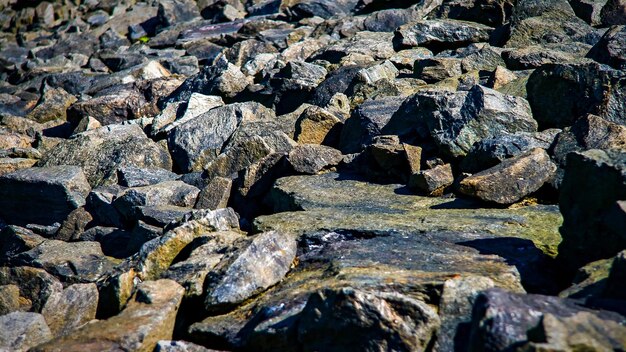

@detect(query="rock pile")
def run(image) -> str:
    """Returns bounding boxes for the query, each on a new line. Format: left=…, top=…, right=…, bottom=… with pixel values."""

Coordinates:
left=0, top=0, right=625, bottom=350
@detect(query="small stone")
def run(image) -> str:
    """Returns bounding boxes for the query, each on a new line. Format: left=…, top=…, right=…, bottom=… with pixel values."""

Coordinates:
left=587, top=25, right=626, bottom=70
left=414, top=57, right=463, bottom=83
left=0, top=266, right=63, bottom=313
left=294, top=106, right=343, bottom=146
left=0, top=312, right=52, bottom=351
left=356, top=60, right=399, bottom=85
left=41, top=283, right=98, bottom=337
left=394, top=19, right=494, bottom=50
left=203, top=136, right=274, bottom=180
left=55, top=207, right=93, bottom=242
left=287, top=144, right=343, bottom=174
left=459, top=148, right=556, bottom=204
left=26, top=87, right=77, bottom=123
left=489, top=66, right=518, bottom=89
left=409, top=163, right=454, bottom=196
left=195, top=177, right=232, bottom=210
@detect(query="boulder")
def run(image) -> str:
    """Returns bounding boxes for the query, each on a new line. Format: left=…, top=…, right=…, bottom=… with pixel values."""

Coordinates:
left=0, top=312, right=52, bottom=351
left=41, top=283, right=98, bottom=337
left=0, top=166, right=90, bottom=226
left=117, top=166, right=179, bottom=188
left=394, top=19, right=494, bottom=51
left=587, top=25, right=626, bottom=70
left=459, top=148, right=556, bottom=204
left=0, top=266, right=63, bottom=313
left=409, top=163, right=454, bottom=196
left=286, top=144, right=343, bottom=175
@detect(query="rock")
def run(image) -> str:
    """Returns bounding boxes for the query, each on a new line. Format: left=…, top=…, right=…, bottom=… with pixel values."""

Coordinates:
left=203, top=136, right=274, bottom=180
left=163, top=230, right=244, bottom=297
left=550, top=114, right=626, bottom=186
left=135, top=206, right=195, bottom=228
left=488, top=66, right=518, bottom=89
left=356, top=60, right=398, bottom=85
left=195, top=177, right=232, bottom=210
left=0, top=166, right=90, bottom=226
left=155, top=340, right=216, bottom=352
left=38, top=124, right=172, bottom=187
left=605, top=249, right=626, bottom=300
left=309, top=65, right=364, bottom=107
left=167, top=102, right=273, bottom=172
left=55, top=207, right=93, bottom=241
left=414, top=57, right=463, bottom=83
left=600, top=0, right=626, bottom=25
left=409, top=163, right=454, bottom=196
left=558, top=149, right=626, bottom=272
left=26, top=86, right=77, bottom=123
left=0, top=285, right=23, bottom=315
left=32, top=280, right=185, bottom=352
left=297, top=288, right=440, bottom=352
left=468, top=288, right=626, bottom=351
left=459, top=148, right=556, bottom=204
left=526, top=61, right=626, bottom=129
left=158, top=0, right=201, bottom=28
left=117, top=166, right=179, bottom=188
left=294, top=106, right=343, bottom=146
left=0, top=266, right=63, bottom=313
left=394, top=19, right=494, bottom=51
left=310, top=31, right=396, bottom=63
left=269, top=61, right=328, bottom=115
left=11, top=240, right=112, bottom=283
left=286, top=144, right=343, bottom=174
left=570, top=0, right=606, bottom=25
left=433, top=0, right=514, bottom=26
left=461, top=129, right=559, bottom=174
left=417, top=85, right=537, bottom=158
left=204, top=231, right=297, bottom=311
left=0, top=225, right=46, bottom=260
left=502, top=46, right=577, bottom=70
left=0, top=312, right=52, bottom=351
left=41, top=283, right=98, bottom=337
left=587, top=25, right=626, bottom=70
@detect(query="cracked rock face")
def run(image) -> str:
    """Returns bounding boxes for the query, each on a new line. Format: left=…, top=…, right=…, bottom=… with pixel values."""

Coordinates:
left=0, top=0, right=625, bottom=350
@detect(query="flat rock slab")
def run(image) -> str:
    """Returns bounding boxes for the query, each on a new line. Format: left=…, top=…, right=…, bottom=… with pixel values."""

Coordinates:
left=0, top=166, right=91, bottom=226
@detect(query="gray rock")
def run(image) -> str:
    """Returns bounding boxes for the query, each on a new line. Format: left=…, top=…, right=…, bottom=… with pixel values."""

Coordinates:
left=527, top=61, right=626, bottom=129
left=459, top=148, right=556, bottom=204
left=11, top=240, right=112, bottom=283
left=298, top=288, right=440, bottom=352
left=117, top=166, right=179, bottom=188
left=38, top=124, right=172, bottom=187
left=309, top=65, right=364, bottom=107
left=55, top=207, right=94, bottom=241
left=461, top=129, right=560, bottom=174
left=558, top=149, right=626, bottom=272
left=270, top=61, right=328, bottom=114
left=0, top=266, right=63, bottom=313
left=502, top=46, right=577, bottom=70
left=312, top=32, right=396, bottom=63
left=0, top=226, right=46, bottom=260
left=605, top=248, right=626, bottom=300
left=294, top=106, right=343, bottom=146
left=203, top=136, right=274, bottom=180
left=394, top=19, right=494, bottom=50
left=417, top=85, right=538, bottom=158
left=409, top=163, right=454, bottom=196
left=0, top=285, right=23, bottom=315
left=158, top=0, right=201, bottom=28
left=570, top=0, right=606, bottom=25
left=433, top=0, right=514, bottom=26
left=414, top=57, right=463, bottom=83
left=32, top=280, right=185, bottom=352
left=0, top=166, right=90, bottom=226
left=135, top=205, right=195, bottom=228
left=600, top=0, right=626, bottom=25
left=287, top=144, right=343, bottom=174
left=204, top=231, right=297, bottom=311
left=468, top=288, right=626, bottom=351
left=587, top=25, right=626, bottom=70
left=195, top=177, right=232, bottom=210
left=0, top=312, right=52, bottom=351
left=25, top=86, right=77, bottom=124
left=41, top=283, right=98, bottom=337
left=155, top=340, right=216, bottom=352
left=167, top=102, right=273, bottom=172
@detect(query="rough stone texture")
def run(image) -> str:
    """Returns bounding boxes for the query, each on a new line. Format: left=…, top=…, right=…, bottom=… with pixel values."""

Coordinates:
left=194, top=177, right=232, bottom=210
left=0, top=166, right=90, bottom=226
left=558, top=149, right=626, bottom=272
left=468, top=288, right=626, bottom=351
left=394, top=19, right=494, bottom=50
left=32, top=280, right=185, bottom=352
left=203, top=136, right=274, bottom=180
left=587, top=25, right=626, bottom=70
left=26, top=87, right=77, bottom=123
left=41, top=283, right=98, bottom=337
left=38, top=124, right=172, bottom=187
left=0, top=312, right=53, bottom=351
left=204, top=231, right=297, bottom=311
left=409, top=163, right=454, bottom=196
left=526, top=61, right=626, bottom=129
left=294, top=106, right=343, bottom=146
left=287, top=144, right=343, bottom=175
left=458, top=148, right=557, bottom=205
left=0, top=266, right=63, bottom=313
left=117, top=166, right=179, bottom=188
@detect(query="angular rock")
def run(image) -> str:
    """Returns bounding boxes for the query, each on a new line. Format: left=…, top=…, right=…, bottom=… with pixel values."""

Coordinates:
left=41, top=283, right=98, bottom=337
left=587, top=25, right=626, bottom=70
left=38, top=124, right=172, bottom=187
left=605, top=249, right=626, bottom=300
left=502, top=46, right=577, bottom=70
left=158, top=0, right=201, bottom=28
left=286, top=144, right=343, bottom=175
left=459, top=148, right=556, bottom=204
left=26, top=86, right=77, bottom=123
left=0, top=266, right=63, bottom=313
left=0, top=312, right=52, bottom=351
left=195, top=176, right=232, bottom=210
left=310, top=32, right=395, bottom=63
left=294, top=106, right=343, bottom=146
left=117, top=166, right=179, bottom=188
left=203, top=136, right=274, bottom=180
left=32, top=280, right=185, bottom=352
left=600, top=0, right=626, bottom=25
left=409, top=163, right=454, bottom=196
left=394, top=19, right=494, bottom=51
left=414, top=57, right=463, bottom=83
left=0, top=166, right=90, bottom=226
left=526, top=61, right=626, bottom=128
left=468, top=288, right=626, bottom=351
left=55, top=207, right=94, bottom=241
left=558, top=149, right=626, bottom=272
left=204, top=231, right=297, bottom=311
left=155, top=340, right=216, bottom=352
left=298, top=288, right=440, bottom=352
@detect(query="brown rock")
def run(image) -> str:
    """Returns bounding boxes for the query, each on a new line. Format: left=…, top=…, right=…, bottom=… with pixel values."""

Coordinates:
left=294, top=106, right=342, bottom=146
left=409, top=163, right=454, bottom=196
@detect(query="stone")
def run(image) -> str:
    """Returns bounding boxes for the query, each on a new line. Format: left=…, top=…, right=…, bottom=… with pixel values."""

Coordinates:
left=468, top=288, right=626, bottom=351
left=433, top=0, right=514, bottom=26
left=41, top=283, right=98, bottom=337
left=356, top=60, right=398, bottom=85
left=155, top=340, right=216, bottom=352
left=203, top=136, right=274, bottom=180
left=72, top=116, right=102, bottom=135
left=587, top=25, right=626, bottom=70
left=309, top=65, right=364, bottom=107
left=135, top=206, right=195, bottom=228
left=0, top=266, right=63, bottom=313
left=158, top=0, right=201, bottom=28
left=600, top=0, right=626, bottom=25
left=26, top=87, right=77, bottom=123
left=117, top=166, right=179, bottom=188
left=459, top=148, right=556, bottom=205
left=286, top=144, right=343, bottom=175
left=570, top=0, right=606, bottom=25
left=489, top=66, right=518, bottom=89
left=417, top=85, right=538, bottom=158
left=409, top=163, right=454, bottom=196
left=204, top=231, right=297, bottom=311
left=558, top=149, right=626, bottom=272
left=0, top=166, right=90, bottom=226
left=32, top=280, right=185, bottom=352
left=502, top=46, right=577, bottom=70
left=195, top=177, right=232, bottom=210
left=414, top=57, right=463, bottom=83
left=55, top=207, right=94, bottom=242
left=0, top=312, right=52, bottom=351
left=167, top=102, right=273, bottom=172
left=0, top=285, right=23, bottom=315
left=394, top=19, right=494, bottom=50
left=294, top=106, right=343, bottom=146
left=0, top=225, right=46, bottom=260
left=605, top=249, right=626, bottom=300
left=221, top=39, right=279, bottom=68
left=527, top=62, right=626, bottom=129
left=461, top=129, right=559, bottom=174
left=38, top=124, right=172, bottom=187
left=10, top=239, right=112, bottom=283
left=269, top=61, right=328, bottom=114
left=298, top=288, right=440, bottom=352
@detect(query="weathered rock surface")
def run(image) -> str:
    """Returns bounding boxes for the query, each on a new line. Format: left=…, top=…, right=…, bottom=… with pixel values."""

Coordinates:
left=0, top=312, right=53, bottom=351
left=41, top=283, right=98, bottom=337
